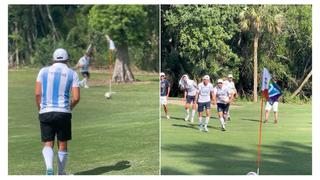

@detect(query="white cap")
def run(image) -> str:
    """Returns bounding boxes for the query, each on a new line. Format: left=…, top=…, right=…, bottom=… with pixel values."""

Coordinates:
left=160, top=72, right=165, bottom=77
left=203, top=75, right=210, bottom=80
left=228, top=74, right=233, bottom=78
left=217, top=79, right=224, bottom=83
left=53, top=48, right=69, bottom=61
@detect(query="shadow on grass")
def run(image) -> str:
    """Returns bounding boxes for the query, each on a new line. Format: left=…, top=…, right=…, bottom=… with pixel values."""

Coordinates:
left=74, top=160, right=131, bottom=175
left=240, top=118, right=260, bottom=123
left=161, top=141, right=311, bottom=175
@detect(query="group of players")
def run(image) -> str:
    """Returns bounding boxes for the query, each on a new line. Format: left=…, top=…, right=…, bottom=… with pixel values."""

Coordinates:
left=160, top=72, right=237, bottom=132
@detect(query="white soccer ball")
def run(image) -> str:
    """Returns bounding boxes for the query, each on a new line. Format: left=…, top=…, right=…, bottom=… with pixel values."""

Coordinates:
left=104, top=92, right=111, bottom=99
left=247, top=171, right=258, bottom=175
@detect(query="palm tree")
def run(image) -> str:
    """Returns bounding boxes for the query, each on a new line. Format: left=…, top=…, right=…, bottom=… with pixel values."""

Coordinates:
left=239, top=5, right=285, bottom=102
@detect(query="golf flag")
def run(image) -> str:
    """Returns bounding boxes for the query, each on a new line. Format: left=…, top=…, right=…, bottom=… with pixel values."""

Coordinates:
left=268, top=81, right=282, bottom=105
left=261, top=68, right=271, bottom=99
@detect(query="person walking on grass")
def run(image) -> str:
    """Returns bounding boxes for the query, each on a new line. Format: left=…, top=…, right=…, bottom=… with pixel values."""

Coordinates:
left=223, top=74, right=237, bottom=121
left=160, top=72, right=171, bottom=119
left=179, top=74, right=198, bottom=123
left=35, top=48, right=80, bottom=175
left=75, top=52, right=92, bottom=88
left=213, top=79, right=233, bottom=131
left=195, top=75, right=214, bottom=132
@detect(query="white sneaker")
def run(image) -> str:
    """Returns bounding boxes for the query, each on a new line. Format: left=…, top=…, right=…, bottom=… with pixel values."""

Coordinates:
left=190, top=118, right=194, bottom=123
left=198, top=123, right=203, bottom=131
left=166, top=115, right=170, bottom=119
left=84, top=85, right=89, bottom=88
left=221, top=124, right=226, bottom=131
left=184, top=115, right=189, bottom=121
left=204, top=125, right=208, bottom=132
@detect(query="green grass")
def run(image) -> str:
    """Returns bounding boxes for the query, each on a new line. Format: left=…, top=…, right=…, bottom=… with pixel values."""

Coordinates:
left=161, top=100, right=311, bottom=175
left=8, top=69, right=159, bottom=175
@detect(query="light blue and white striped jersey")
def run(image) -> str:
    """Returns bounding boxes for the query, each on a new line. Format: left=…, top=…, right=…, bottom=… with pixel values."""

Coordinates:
left=36, top=63, right=79, bottom=114
left=78, top=55, right=90, bottom=72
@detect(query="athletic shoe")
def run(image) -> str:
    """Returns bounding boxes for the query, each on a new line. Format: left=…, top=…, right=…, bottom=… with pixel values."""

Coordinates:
left=84, top=85, right=89, bottom=88
left=221, top=125, right=226, bottom=131
left=204, top=125, right=208, bottom=132
left=166, top=115, right=170, bottom=119
left=184, top=115, right=189, bottom=121
left=46, top=168, right=54, bottom=175
left=190, top=118, right=194, bottom=123
left=198, top=124, right=203, bottom=131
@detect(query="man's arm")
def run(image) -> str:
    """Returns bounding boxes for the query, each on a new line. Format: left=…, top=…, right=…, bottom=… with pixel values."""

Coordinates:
left=211, top=91, right=216, bottom=105
left=71, top=87, right=80, bottom=110
left=35, top=82, right=42, bottom=111
left=166, top=85, right=171, bottom=98
left=183, top=90, right=187, bottom=101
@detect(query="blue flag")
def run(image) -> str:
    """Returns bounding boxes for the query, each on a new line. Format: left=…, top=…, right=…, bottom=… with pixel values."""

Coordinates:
left=268, top=81, right=282, bottom=105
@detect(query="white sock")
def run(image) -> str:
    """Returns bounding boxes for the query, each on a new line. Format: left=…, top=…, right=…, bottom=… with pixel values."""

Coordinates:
left=83, top=78, right=87, bottom=86
left=219, top=117, right=225, bottom=126
left=205, top=117, right=210, bottom=126
left=191, top=109, right=196, bottom=119
left=58, top=151, right=68, bottom=175
left=42, top=147, right=54, bottom=170
left=186, top=108, right=190, bottom=116
left=198, top=116, right=203, bottom=125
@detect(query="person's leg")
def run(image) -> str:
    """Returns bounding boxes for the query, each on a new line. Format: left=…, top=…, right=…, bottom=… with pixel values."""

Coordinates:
left=223, top=104, right=230, bottom=122
left=273, top=102, right=279, bottom=123
left=265, top=110, right=270, bottom=123
left=185, top=103, right=190, bottom=121
left=191, top=101, right=196, bottom=123
left=57, top=141, right=68, bottom=175
left=217, top=104, right=226, bottom=131
left=198, top=103, right=203, bottom=130
left=163, top=104, right=170, bottom=119
left=203, top=104, right=211, bottom=132
left=42, top=141, right=54, bottom=175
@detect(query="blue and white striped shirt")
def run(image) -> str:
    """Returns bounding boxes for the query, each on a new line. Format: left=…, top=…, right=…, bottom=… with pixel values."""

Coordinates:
left=36, top=63, right=79, bottom=114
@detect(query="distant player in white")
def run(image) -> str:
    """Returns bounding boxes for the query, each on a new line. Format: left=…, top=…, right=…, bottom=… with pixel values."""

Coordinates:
left=223, top=74, right=237, bottom=120
left=35, top=48, right=80, bottom=175
left=195, top=75, right=214, bottom=132
left=213, top=79, right=233, bottom=131
left=179, top=74, right=197, bottom=123
left=75, top=52, right=91, bottom=88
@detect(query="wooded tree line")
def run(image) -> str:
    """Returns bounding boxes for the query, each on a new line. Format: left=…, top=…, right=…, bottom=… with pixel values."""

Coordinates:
left=8, top=5, right=159, bottom=82
left=161, top=5, right=312, bottom=102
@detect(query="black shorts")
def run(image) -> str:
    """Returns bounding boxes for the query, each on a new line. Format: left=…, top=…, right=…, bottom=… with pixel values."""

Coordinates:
left=39, top=112, right=72, bottom=142
left=217, top=103, right=230, bottom=114
left=186, top=95, right=196, bottom=104
left=81, top=71, right=90, bottom=78
left=197, top=101, right=211, bottom=112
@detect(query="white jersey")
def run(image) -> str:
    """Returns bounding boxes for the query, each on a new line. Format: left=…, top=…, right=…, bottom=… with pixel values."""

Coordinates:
left=223, top=80, right=236, bottom=91
left=213, top=86, right=232, bottom=104
left=197, top=82, right=214, bottom=103
left=36, top=63, right=79, bottom=114
left=78, top=56, right=90, bottom=72
left=184, top=80, right=197, bottom=96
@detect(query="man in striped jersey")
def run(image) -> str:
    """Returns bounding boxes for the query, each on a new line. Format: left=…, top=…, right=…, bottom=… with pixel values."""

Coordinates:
left=35, top=48, right=80, bottom=175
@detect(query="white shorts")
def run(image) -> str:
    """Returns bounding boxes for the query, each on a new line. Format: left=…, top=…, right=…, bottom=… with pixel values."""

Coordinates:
left=160, top=96, right=168, bottom=105
left=265, top=101, right=278, bottom=112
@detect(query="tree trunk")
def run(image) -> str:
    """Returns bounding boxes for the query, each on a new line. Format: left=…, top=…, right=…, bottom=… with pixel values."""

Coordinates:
left=291, top=70, right=312, bottom=98
left=46, top=5, right=59, bottom=44
left=112, top=44, right=135, bottom=82
left=14, top=21, right=19, bottom=67
left=253, top=32, right=259, bottom=102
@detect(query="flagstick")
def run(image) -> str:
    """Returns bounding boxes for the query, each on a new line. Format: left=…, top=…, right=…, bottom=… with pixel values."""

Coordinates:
left=257, top=97, right=264, bottom=175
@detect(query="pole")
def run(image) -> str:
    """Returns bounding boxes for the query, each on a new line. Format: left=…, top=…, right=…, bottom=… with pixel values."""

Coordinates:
left=256, top=97, right=264, bottom=175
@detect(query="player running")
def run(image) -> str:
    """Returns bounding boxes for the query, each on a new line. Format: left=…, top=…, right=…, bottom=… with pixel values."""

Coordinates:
left=160, top=72, right=171, bottom=119
left=195, top=75, right=214, bottom=132
left=179, top=74, right=197, bottom=123
left=223, top=74, right=237, bottom=121
left=75, top=52, right=92, bottom=88
left=213, top=79, right=234, bottom=131
left=35, top=48, right=80, bottom=175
